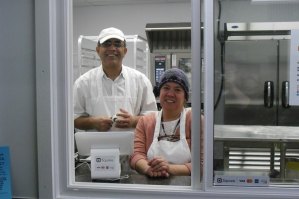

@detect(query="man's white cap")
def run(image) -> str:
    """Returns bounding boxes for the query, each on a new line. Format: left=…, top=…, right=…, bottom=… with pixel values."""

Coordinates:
left=98, top=27, right=125, bottom=44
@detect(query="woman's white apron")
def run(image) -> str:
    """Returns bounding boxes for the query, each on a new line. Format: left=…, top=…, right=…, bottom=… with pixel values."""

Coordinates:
left=147, top=108, right=191, bottom=164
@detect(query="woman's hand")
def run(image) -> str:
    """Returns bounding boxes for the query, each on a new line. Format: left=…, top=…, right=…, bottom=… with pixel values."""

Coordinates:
left=147, top=157, right=170, bottom=178
left=145, top=166, right=169, bottom=178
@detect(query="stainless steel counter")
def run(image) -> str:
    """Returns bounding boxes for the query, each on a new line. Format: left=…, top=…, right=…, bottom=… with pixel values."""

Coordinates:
left=215, top=125, right=299, bottom=142
left=75, top=161, right=191, bottom=186
left=214, top=125, right=299, bottom=179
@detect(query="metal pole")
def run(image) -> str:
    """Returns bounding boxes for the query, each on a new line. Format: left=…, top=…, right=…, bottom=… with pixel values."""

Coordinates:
left=191, top=0, right=202, bottom=190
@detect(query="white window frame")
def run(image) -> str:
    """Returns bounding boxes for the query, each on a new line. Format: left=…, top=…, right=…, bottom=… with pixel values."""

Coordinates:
left=35, top=0, right=299, bottom=198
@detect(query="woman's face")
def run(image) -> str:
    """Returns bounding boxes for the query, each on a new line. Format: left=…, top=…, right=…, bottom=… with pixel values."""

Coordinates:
left=159, top=82, right=186, bottom=111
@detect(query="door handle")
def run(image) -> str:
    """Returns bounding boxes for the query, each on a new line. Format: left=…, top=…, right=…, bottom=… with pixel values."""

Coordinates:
left=282, top=81, right=290, bottom=108
left=264, top=81, right=274, bottom=108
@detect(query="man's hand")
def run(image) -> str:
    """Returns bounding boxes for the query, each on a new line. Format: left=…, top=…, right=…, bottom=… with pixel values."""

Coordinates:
left=75, top=116, right=113, bottom=131
left=92, top=116, right=113, bottom=131
left=114, top=109, right=138, bottom=128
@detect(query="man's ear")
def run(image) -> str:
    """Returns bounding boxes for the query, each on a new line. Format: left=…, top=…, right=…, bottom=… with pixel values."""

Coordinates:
left=123, top=47, right=128, bottom=55
left=96, top=46, right=100, bottom=54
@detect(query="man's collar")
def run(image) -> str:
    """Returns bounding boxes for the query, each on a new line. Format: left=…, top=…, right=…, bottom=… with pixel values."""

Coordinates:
left=101, top=65, right=125, bottom=80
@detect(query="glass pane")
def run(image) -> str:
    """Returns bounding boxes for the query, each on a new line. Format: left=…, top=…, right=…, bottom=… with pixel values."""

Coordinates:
left=214, top=0, right=299, bottom=186
left=72, top=0, right=194, bottom=188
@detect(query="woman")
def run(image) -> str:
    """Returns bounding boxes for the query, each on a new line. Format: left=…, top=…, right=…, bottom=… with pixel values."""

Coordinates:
left=130, top=68, right=203, bottom=178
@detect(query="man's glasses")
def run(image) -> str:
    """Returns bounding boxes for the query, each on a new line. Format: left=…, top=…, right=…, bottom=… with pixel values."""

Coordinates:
left=99, top=40, right=125, bottom=48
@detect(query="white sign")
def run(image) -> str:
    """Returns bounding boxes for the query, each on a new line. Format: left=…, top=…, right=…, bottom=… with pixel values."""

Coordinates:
left=90, top=148, right=120, bottom=180
left=214, top=174, right=269, bottom=186
left=289, top=29, right=299, bottom=105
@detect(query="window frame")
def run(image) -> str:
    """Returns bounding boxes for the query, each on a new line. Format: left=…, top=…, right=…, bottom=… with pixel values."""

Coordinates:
left=36, top=0, right=299, bottom=198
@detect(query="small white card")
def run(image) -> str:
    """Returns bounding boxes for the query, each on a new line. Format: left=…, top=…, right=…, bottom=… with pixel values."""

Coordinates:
left=90, top=148, right=120, bottom=179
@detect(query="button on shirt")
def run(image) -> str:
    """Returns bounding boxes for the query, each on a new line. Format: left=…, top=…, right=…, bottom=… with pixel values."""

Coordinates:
left=102, top=72, right=125, bottom=97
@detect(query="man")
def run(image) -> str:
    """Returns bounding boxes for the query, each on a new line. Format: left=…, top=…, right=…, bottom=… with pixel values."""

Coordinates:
left=73, top=27, right=157, bottom=131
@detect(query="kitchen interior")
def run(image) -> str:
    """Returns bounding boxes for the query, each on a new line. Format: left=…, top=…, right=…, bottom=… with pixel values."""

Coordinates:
left=73, top=0, right=299, bottom=186
left=213, top=0, right=299, bottom=185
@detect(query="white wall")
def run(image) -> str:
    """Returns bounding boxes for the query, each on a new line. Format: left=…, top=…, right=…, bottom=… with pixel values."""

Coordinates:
left=73, top=2, right=191, bottom=80
left=73, top=2, right=191, bottom=41
left=0, top=0, right=37, bottom=198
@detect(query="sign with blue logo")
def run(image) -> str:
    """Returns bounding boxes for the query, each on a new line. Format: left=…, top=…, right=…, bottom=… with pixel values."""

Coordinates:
left=214, top=171, right=269, bottom=187
left=0, top=146, right=12, bottom=199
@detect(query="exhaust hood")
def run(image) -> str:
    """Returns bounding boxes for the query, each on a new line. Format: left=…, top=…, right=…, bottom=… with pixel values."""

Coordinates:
left=145, top=22, right=191, bottom=53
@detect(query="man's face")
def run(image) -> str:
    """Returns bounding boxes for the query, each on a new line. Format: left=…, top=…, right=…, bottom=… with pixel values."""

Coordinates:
left=96, top=39, right=127, bottom=68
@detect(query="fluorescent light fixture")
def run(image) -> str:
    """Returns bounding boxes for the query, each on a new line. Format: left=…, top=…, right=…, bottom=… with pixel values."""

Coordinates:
left=252, top=0, right=299, bottom=3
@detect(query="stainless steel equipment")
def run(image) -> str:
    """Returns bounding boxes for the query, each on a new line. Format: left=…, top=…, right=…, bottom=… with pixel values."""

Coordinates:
left=213, top=22, right=299, bottom=177
left=145, top=22, right=192, bottom=85
left=145, top=22, right=200, bottom=106
left=221, top=22, right=299, bottom=126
